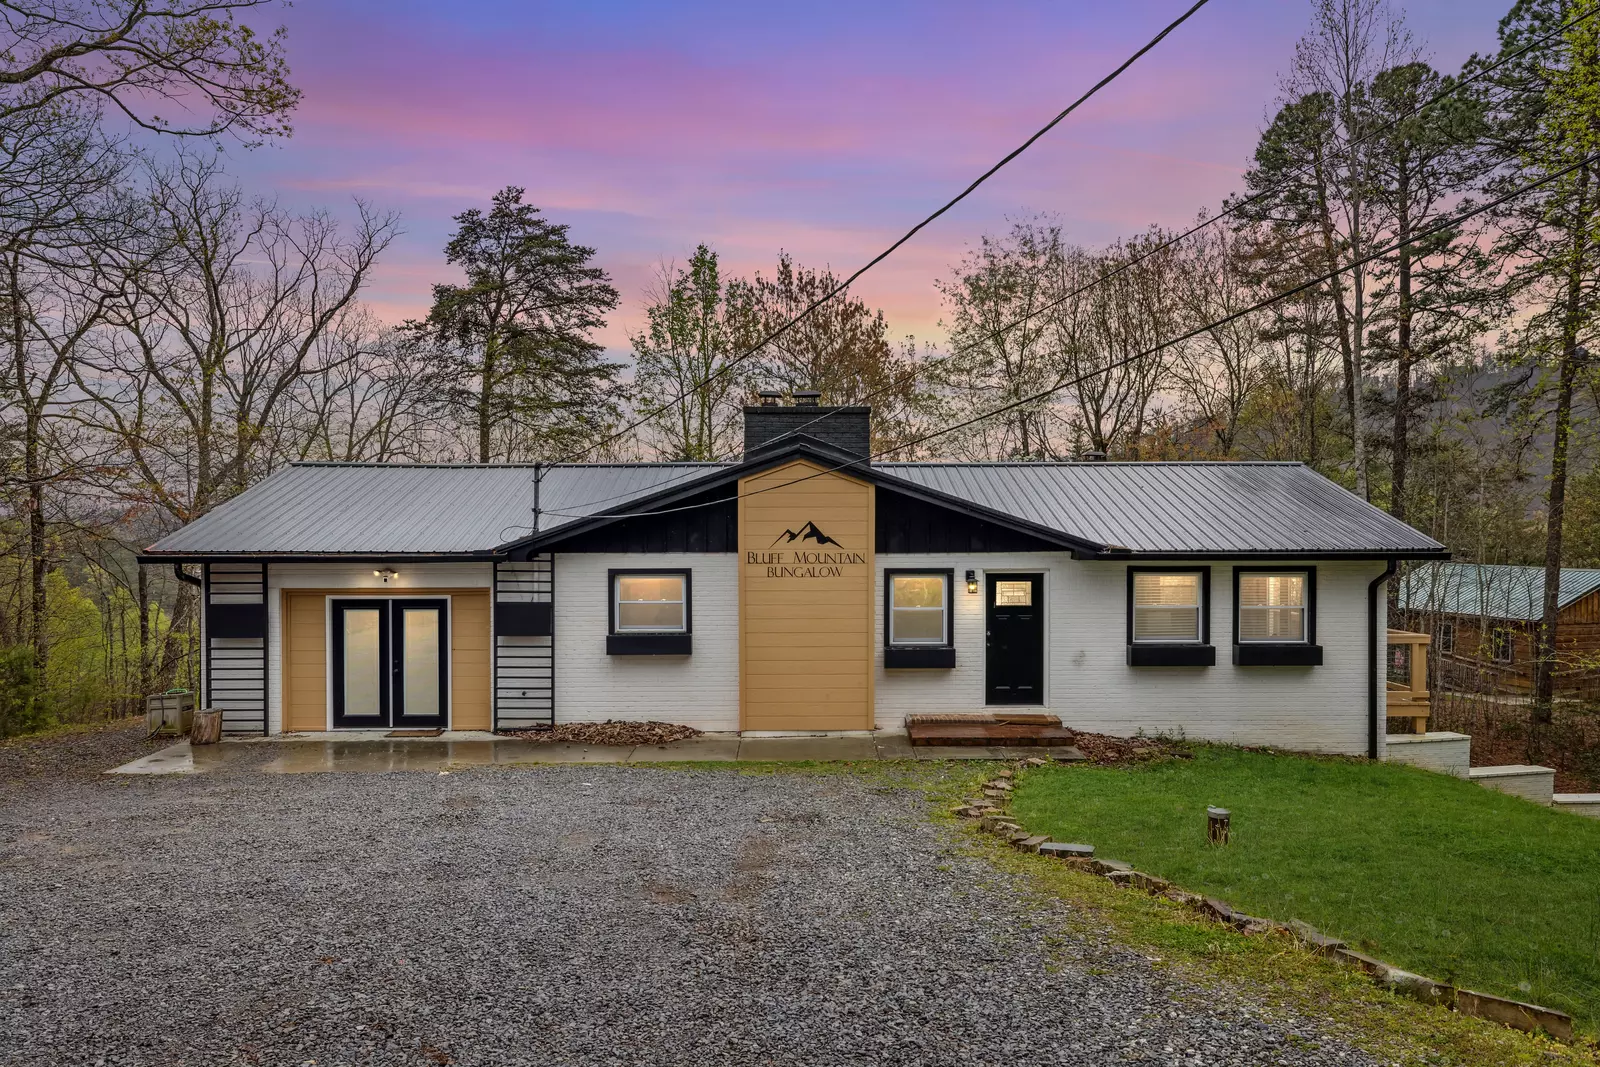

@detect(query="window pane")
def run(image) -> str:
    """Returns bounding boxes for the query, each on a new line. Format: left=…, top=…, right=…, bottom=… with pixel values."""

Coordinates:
left=1239, top=606, right=1305, bottom=642
left=892, top=575, right=945, bottom=608
left=994, top=580, right=1032, bottom=606
left=1134, top=606, right=1200, bottom=642
left=1133, top=573, right=1199, bottom=607
left=617, top=575, right=683, bottom=604
left=1240, top=573, right=1305, bottom=608
left=891, top=608, right=945, bottom=644
left=617, top=601, right=685, bottom=631
left=401, top=609, right=440, bottom=718
left=342, top=609, right=383, bottom=718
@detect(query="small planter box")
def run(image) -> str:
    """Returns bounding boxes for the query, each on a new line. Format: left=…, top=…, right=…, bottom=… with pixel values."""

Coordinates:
left=144, top=691, right=195, bottom=737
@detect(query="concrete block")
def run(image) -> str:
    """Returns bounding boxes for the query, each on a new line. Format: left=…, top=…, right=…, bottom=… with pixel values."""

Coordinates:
left=1016, top=835, right=1050, bottom=853
left=1456, top=989, right=1573, bottom=1042
left=1377, top=966, right=1453, bottom=1006
left=1089, top=859, right=1133, bottom=875
left=1553, top=793, right=1600, bottom=819
left=1383, top=732, right=1471, bottom=778
left=1288, top=919, right=1346, bottom=955
left=1038, top=842, right=1094, bottom=860
left=1468, top=765, right=1556, bottom=804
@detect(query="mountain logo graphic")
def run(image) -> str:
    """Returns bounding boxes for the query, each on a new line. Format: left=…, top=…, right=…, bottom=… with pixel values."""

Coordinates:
left=770, top=521, right=843, bottom=548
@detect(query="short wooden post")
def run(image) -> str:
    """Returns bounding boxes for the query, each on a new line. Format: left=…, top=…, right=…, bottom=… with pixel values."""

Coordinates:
left=190, top=708, right=222, bottom=746
left=1207, top=806, right=1231, bottom=846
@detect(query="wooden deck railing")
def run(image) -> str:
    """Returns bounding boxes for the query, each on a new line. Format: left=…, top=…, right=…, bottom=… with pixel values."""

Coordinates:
left=1387, top=629, right=1432, bottom=733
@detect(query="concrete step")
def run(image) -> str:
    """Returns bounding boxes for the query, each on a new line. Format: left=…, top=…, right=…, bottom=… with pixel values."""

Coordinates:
left=1468, top=765, right=1555, bottom=805
left=1384, top=732, right=1470, bottom=778
left=1552, top=794, right=1600, bottom=819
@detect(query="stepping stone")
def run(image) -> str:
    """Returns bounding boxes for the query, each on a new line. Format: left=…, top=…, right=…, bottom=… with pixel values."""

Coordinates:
left=1039, top=842, right=1094, bottom=859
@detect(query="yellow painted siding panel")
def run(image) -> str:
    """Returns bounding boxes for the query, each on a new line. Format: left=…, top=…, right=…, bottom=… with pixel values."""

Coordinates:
left=279, top=589, right=491, bottom=732
left=739, top=460, right=875, bottom=731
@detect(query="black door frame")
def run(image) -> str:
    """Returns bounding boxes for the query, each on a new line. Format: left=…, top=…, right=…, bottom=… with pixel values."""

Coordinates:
left=391, top=599, right=449, bottom=730
left=984, top=572, right=1046, bottom=706
left=329, top=597, right=449, bottom=730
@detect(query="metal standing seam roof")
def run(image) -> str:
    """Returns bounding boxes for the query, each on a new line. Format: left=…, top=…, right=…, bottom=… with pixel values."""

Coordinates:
left=1397, top=562, right=1600, bottom=621
left=877, top=461, right=1444, bottom=556
left=144, top=458, right=1446, bottom=558
left=144, top=462, right=725, bottom=556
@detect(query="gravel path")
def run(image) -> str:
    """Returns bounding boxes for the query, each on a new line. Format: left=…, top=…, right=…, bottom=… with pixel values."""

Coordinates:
left=0, top=752, right=1375, bottom=1066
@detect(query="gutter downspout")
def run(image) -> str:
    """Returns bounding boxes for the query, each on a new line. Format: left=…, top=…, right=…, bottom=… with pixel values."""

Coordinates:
left=1368, top=558, right=1397, bottom=759
left=172, top=563, right=203, bottom=588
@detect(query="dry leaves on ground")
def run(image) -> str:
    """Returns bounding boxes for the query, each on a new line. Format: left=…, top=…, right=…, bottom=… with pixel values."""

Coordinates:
left=509, top=720, right=702, bottom=747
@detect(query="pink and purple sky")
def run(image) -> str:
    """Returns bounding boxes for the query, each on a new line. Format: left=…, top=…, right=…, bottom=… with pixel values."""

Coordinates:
left=225, top=0, right=1512, bottom=355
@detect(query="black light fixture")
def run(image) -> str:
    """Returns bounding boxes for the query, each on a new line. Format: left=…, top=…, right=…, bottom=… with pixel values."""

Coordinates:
left=966, top=569, right=978, bottom=594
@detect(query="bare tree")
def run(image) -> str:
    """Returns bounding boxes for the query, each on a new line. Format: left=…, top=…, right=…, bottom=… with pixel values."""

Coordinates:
left=0, top=0, right=299, bottom=142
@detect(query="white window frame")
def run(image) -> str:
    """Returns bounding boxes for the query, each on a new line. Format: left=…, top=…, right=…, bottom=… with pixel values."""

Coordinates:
left=887, top=571, right=951, bottom=647
left=1130, top=570, right=1206, bottom=644
left=611, top=572, right=689, bottom=634
left=1236, top=569, right=1311, bottom=645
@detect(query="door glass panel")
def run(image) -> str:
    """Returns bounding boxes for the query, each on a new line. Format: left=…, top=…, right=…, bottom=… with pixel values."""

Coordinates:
left=342, top=609, right=383, bottom=718
left=994, top=580, right=1032, bottom=606
left=401, top=608, right=441, bottom=719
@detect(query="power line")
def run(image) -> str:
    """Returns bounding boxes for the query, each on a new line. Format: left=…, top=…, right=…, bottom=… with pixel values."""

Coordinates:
left=521, top=149, right=1599, bottom=528
left=548, top=0, right=1595, bottom=512
left=555, top=0, right=1213, bottom=466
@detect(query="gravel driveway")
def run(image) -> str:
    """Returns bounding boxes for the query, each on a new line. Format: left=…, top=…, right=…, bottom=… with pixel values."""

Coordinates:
left=1, top=741, right=1373, bottom=1066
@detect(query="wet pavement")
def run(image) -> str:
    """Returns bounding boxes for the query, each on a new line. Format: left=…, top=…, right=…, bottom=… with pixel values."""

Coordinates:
left=106, top=733, right=1088, bottom=775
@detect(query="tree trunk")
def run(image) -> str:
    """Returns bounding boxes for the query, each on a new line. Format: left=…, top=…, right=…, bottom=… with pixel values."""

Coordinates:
left=1533, top=163, right=1592, bottom=726
left=1392, top=194, right=1414, bottom=521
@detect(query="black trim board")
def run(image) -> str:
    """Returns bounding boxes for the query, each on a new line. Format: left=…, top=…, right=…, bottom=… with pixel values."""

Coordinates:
left=495, top=600, right=553, bottom=636
left=885, top=646, right=956, bottom=669
left=1127, top=644, right=1217, bottom=667
left=607, top=634, right=693, bottom=656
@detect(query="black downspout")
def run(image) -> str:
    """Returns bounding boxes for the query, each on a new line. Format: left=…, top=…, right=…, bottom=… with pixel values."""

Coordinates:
left=1368, top=558, right=1398, bottom=759
left=172, top=563, right=203, bottom=587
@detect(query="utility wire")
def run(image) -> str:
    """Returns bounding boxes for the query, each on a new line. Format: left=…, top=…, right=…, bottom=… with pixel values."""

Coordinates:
left=521, top=150, right=1600, bottom=527
left=554, top=0, right=1213, bottom=466
left=536, top=3, right=1594, bottom=520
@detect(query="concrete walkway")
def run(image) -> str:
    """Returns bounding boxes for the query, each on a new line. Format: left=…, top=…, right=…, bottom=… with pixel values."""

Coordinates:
left=106, top=732, right=1087, bottom=775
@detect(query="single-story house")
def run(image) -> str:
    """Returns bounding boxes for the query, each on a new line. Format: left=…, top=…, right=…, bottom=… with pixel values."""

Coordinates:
left=139, top=399, right=1447, bottom=757
left=1397, top=562, right=1600, bottom=697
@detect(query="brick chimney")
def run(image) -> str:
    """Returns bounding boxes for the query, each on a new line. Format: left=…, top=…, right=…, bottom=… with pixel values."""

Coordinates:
left=743, top=391, right=871, bottom=459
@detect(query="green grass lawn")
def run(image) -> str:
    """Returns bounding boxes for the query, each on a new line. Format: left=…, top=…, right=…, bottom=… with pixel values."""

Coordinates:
left=1011, top=747, right=1600, bottom=1032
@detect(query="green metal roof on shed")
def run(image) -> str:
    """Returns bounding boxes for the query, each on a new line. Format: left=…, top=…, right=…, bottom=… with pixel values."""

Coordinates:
left=1397, top=562, right=1600, bottom=621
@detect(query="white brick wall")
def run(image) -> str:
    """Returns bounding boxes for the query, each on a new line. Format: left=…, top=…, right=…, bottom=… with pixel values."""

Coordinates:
left=553, top=554, right=740, bottom=732
left=264, top=562, right=493, bottom=734
left=875, top=554, right=1390, bottom=755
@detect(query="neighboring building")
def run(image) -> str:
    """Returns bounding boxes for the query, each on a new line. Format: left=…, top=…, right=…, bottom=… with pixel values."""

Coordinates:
left=1398, top=562, right=1600, bottom=697
left=140, top=400, right=1446, bottom=756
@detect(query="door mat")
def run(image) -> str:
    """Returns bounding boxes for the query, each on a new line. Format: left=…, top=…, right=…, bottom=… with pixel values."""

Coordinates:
left=387, top=729, right=444, bottom=738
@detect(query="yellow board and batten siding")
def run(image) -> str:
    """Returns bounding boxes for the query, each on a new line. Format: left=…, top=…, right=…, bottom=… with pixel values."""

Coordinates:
left=738, top=460, right=876, bottom=731
left=280, top=589, right=491, bottom=732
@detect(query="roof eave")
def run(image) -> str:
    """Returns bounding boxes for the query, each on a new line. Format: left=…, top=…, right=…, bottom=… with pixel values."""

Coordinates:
left=136, top=551, right=506, bottom=565
left=1078, top=547, right=1451, bottom=561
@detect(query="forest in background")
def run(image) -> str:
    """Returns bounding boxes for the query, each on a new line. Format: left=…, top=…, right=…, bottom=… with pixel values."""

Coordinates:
left=1, top=0, right=1597, bottom=743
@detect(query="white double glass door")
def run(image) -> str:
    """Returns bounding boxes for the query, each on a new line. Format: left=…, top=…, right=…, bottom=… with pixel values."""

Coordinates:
left=330, top=598, right=448, bottom=729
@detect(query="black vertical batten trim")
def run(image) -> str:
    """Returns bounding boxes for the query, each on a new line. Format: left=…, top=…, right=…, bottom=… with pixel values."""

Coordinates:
left=261, top=561, right=269, bottom=735
left=202, top=562, right=211, bottom=718
left=1369, top=558, right=1397, bottom=759
left=490, top=562, right=498, bottom=731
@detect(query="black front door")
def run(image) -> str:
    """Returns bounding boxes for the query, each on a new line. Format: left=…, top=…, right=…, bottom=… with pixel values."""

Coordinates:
left=985, top=574, right=1044, bottom=705
left=331, top=598, right=448, bottom=729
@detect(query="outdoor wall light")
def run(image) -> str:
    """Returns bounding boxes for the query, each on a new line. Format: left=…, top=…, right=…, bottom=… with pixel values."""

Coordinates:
left=966, top=570, right=979, bottom=594
left=374, top=567, right=398, bottom=584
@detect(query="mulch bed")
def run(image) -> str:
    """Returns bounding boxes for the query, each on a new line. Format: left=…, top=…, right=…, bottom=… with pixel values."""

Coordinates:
left=507, top=720, right=703, bottom=746
left=1067, top=732, right=1191, bottom=766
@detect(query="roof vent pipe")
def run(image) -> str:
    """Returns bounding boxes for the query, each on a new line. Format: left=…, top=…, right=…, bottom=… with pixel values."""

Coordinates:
left=757, top=390, right=784, bottom=407
left=1081, top=450, right=1108, bottom=462
left=793, top=390, right=822, bottom=406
